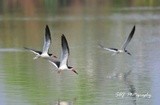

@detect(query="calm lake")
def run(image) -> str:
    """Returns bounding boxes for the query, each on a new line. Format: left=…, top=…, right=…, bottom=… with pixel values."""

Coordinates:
left=0, top=1, right=159, bottom=105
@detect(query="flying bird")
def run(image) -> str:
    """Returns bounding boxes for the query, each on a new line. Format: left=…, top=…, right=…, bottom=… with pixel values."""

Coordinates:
left=47, top=34, right=78, bottom=75
left=24, top=25, right=56, bottom=59
left=99, top=25, right=135, bottom=55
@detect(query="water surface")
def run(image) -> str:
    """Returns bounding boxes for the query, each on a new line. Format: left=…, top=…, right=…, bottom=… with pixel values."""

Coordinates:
left=0, top=1, right=159, bottom=105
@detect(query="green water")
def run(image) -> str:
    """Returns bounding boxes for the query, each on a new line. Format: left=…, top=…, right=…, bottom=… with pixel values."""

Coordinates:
left=0, top=1, right=159, bottom=105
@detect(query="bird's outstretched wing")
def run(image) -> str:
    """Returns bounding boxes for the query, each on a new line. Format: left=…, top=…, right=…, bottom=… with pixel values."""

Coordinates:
left=121, top=25, right=135, bottom=50
left=98, top=44, right=118, bottom=52
left=42, top=25, right=51, bottom=53
left=47, top=57, right=60, bottom=68
left=24, top=47, right=42, bottom=55
left=60, top=34, right=69, bottom=67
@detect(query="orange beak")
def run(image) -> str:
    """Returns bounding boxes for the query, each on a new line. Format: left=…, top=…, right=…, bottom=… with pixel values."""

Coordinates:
left=72, top=69, right=78, bottom=75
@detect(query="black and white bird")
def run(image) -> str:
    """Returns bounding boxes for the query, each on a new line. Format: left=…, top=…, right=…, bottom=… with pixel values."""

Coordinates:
left=24, top=25, right=56, bottom=59
left=47, top=34, right=78, bottom=74
left=99, top=25, right=135, bottom=55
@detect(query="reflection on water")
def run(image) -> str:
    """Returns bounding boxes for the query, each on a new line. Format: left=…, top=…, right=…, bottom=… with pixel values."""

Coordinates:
left=0, top=1, right=158, bottom=105
left=55, top=98, right=76, bottom=105
left=123, top=70, right=137, bottom=105
left=0, top=48, right=24, bottom=52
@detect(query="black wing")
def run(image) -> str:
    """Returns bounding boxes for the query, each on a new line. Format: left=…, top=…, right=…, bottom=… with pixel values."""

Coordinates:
left=121, top=25, right=135, bottom=50
left=98, top=44, right=118, bottom=52
left=24, top=47, right=42, bottom=55
left=42, top=25, right=51, bottom=53
left=48, top=58, right=60, bottom=68
left=60, top=34, right=70, bottom=67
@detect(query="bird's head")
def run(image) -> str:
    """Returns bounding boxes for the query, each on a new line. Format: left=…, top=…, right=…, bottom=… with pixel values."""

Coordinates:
left=49, top=54, right=57, bottom=58
left=124, top=50, right=131, bottom=56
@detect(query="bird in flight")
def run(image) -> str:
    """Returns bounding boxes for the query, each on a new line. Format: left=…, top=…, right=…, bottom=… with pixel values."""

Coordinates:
left=99, top=25, right=135, bottom=55
left=47, top=34, right=78, bottom=75
left=24, top=25, right=56, bottom=59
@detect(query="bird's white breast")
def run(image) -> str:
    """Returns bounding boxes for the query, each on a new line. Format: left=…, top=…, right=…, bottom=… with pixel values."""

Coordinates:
left=59, top=65, right=68, bottom=70
left=118, top=50, right=124, bottom=53
left=41, top=53, right=50, bottom=58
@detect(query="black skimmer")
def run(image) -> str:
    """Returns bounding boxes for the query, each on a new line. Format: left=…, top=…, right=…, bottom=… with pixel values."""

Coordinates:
left=47, top=34, right=78, bottom=75
left=24, top=25, right=56, bottom=59
left=99, top=25, right=135, bottom=55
